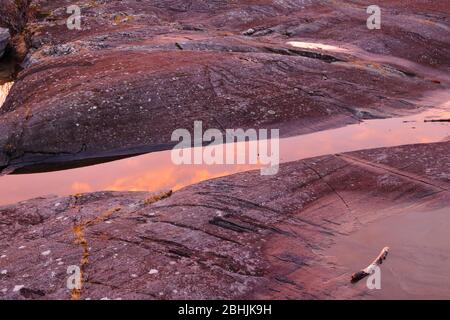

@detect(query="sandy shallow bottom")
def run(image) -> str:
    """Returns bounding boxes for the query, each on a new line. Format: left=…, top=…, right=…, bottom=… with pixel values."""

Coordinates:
left=328, top=206, right=450, bottom=299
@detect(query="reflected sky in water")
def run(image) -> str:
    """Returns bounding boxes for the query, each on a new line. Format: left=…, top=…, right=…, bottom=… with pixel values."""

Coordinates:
left=0, top=90, right=448, bottom=205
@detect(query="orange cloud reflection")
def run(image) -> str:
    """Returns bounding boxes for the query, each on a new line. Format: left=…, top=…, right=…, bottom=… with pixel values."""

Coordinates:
left=105, top=164, right=258, bottom=193
left=71, top=182, right=93, bottom=193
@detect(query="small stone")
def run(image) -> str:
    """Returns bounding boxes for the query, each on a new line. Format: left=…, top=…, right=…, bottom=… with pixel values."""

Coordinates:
left=13, top=285, right=24, bottom=292
left=242, top=28, right=256, bottom=36
left=41, top=250, right=51, bottom=256
left=149, top=269, right=159, bottom=275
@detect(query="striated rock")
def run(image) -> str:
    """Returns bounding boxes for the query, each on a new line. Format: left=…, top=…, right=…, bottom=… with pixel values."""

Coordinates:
left=0, top=0, right=31, bottom=60
left=0, top=28, right=10, bottom=58
left=0, top=0, right=449, bottom=172
left=0, top=142, right=448, bottom=300
left=0, top=0, right=30, bottom=34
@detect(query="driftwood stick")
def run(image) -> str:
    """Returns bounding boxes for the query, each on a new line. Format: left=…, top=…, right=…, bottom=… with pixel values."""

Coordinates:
left=424, top=119, right=450, bottom=122
left=351, top=247, right=389, bottom=284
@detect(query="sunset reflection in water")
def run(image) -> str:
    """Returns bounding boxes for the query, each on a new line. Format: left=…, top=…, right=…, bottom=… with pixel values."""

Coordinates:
left=0, top=91, right=448, bottom=205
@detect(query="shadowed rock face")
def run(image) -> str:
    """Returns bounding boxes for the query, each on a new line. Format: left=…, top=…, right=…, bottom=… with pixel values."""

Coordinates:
left=0, top=141, right=448, bottom=300
left=0, top=0, right=449, bottom=172
left=0, top=0, right=31, bottom=61
left=0, top=0, right=31, bottom=34
left=0, top=28, right=10, bottom=58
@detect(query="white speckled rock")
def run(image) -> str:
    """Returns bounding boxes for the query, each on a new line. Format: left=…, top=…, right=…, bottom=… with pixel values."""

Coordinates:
left=0, top=28, right=10, bottom=58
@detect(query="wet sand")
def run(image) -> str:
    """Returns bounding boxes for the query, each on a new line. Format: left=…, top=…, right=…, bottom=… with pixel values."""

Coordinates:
left=328, top=206, right=450, bottom=299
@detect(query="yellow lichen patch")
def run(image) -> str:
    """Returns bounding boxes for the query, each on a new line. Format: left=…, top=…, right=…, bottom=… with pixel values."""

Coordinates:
left=86, top=207, right=122, bottom=227
left=88, top=0, right=99, bottom=8
left=70, top=287, right=82, bottom=300
left=113, top=14, right=134, bottom=25
left=144, top=190, right=173, bottom=205
left=71, top=224, right=88, bottom=300
left=35, top=10, right=52, bottom=19
left=69, top=191, right=171, bottom=299
left=70, top=206, right=122, bottom=300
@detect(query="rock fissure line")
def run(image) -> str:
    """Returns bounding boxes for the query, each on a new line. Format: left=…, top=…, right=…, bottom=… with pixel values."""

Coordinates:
left=70, top=206, right=121, bottom=300
left=337, top=154, right=449, bottom=192
left=69, top=190, right=173, bottom=300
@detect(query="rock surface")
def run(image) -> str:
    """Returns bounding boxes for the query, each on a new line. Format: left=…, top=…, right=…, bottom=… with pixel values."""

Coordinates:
left=0, top=28, right=10, bottom=58
left=0, top=141, right=448, bottom=300
left=0, top=0, right=449, bottom=172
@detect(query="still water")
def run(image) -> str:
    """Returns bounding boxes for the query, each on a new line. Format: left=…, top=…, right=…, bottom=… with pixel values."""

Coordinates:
left=0, top=90, right=448, bottom=205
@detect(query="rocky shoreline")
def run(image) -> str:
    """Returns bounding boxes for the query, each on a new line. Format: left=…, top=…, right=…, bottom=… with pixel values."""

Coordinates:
left=0, top=141, right=448, bottom=299
left=0, top=0, right=449, bottom=173
left=0, top=0, right=449, bottom=300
